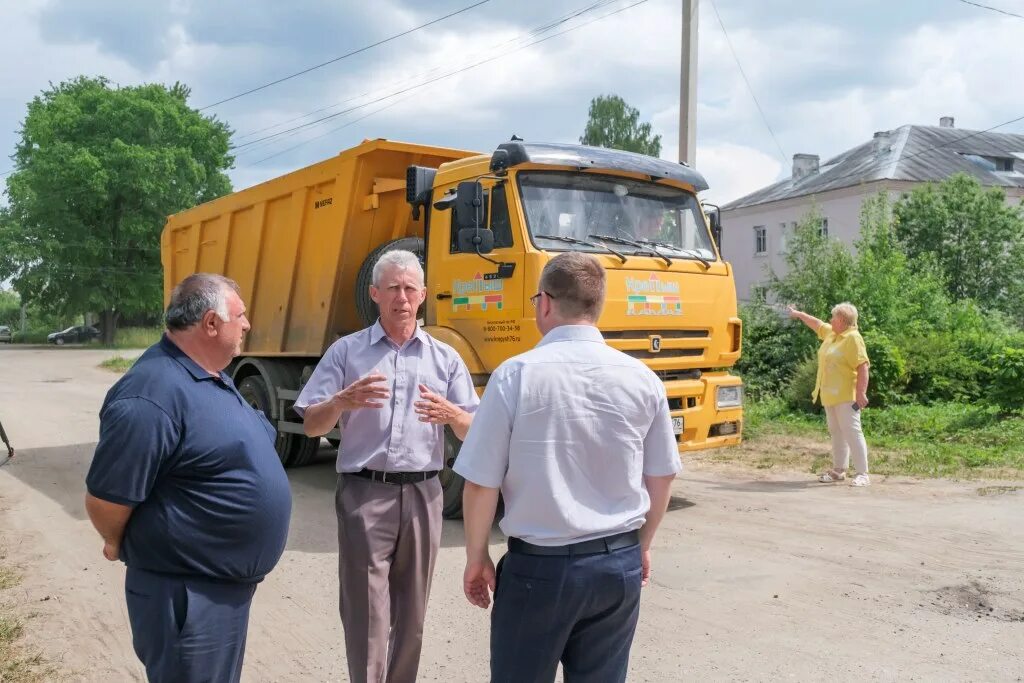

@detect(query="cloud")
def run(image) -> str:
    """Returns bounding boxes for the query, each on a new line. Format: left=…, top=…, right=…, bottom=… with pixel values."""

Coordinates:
left=695, top=143, right=783, bottom=205
left=3, top=0, right=1023, bottom=212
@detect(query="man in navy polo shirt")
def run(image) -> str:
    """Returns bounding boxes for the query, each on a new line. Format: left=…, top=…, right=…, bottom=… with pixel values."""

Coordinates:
left=85, top=273, right=292, bottom=683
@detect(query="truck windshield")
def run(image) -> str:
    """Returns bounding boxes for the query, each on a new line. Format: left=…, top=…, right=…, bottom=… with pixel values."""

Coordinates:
left=518, top=171, right=716, bottom=261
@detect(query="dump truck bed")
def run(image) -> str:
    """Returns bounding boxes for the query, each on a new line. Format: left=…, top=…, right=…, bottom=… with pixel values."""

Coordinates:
left=162, top=139, right=476, bottom=356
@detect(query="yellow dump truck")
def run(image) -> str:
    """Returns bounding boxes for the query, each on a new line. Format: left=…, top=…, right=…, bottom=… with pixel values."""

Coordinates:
left=163, top=138, right=743, bottom=517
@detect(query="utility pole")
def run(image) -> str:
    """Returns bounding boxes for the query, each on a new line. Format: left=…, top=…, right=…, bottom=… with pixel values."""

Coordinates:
left=679, top=0, right=698, bottom=167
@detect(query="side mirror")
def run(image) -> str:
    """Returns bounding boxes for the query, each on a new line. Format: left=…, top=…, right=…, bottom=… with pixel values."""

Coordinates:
left=708, top=209, right=722, bottom=252
left=454, top=181, right=484, bottom=231
left=458, top=227, right=495, bottom=253
left=453, top=180, right=494, bottom=254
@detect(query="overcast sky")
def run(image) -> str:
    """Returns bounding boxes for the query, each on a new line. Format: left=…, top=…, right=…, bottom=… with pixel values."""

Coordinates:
left=1, top=0, right=1022, bottom=206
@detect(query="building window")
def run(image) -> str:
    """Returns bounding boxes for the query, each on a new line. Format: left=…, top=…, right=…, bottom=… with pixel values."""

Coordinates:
left=777, top=222, right=789, bottom=254
left=751, top=284, right=768, bottom=303
left=754, top=226, right=767, bottom=255
left=819, top=217, right=829, bottom=238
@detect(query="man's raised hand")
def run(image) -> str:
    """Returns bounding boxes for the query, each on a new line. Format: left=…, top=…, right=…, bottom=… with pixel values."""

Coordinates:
left=333, top=373, right=390, bottom=410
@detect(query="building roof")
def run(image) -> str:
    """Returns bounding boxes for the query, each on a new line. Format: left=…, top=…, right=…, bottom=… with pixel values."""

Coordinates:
left=722, top=123, right=1024, bottom=211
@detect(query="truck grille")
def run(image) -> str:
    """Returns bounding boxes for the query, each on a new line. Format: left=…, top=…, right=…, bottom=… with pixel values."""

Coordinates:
left=602, top=329, right=709, bottom=340
left=602, top=328, right=709, bottom=363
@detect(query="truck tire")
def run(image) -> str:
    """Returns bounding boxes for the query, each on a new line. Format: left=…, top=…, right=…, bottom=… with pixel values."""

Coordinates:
left=440, top=426, right=465, bottom=519
left=288, top=434, right=321, bottom=467
left=238, top=375, right=296, bottom=466
left=355, top=237, right=426, bottom=327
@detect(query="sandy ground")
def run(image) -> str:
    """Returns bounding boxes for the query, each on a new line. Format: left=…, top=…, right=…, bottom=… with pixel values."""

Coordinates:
left=0, top=345, right=1022, bottom=682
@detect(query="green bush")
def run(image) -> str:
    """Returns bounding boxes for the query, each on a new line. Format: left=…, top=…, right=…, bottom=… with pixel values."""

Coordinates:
left=783, top=355, right=821, bottom=414
left=736, top=303, right=812, bottom=398
left=860, top=329, right=907, bottom=407
left=989, top=341, right=1024, bottom=413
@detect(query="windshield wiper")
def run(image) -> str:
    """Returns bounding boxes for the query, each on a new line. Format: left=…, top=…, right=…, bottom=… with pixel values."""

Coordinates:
left=534, top=234, right=627, bottom=264
left=587, top=233, right=671, bottom=267
left=637, top=239, right=712, bottom=269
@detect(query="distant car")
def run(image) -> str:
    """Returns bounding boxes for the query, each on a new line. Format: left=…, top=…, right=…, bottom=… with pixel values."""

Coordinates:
left=0, top=325, right=11, bottom=343
left=47, top=325, right=100, bottom=345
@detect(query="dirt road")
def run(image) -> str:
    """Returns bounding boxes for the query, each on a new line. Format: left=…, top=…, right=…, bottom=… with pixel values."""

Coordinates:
left=1, top=346, right=1022, bottom=681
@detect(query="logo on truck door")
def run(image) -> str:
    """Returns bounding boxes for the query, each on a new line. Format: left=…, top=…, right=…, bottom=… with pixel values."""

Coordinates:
left=625, top=274, right=682, bottom=316
left=452, top=273, right=504, bottom=311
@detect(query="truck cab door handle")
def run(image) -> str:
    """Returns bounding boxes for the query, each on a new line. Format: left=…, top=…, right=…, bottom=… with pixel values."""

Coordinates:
left=436, top=292, right=452, bottom=300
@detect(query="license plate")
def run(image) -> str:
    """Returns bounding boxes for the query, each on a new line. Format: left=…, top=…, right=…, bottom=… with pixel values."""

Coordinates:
left=672, top=417, right=683, bottom=435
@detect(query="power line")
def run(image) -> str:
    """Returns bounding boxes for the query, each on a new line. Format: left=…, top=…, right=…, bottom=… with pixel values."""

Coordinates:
left=251, top=92, right=421, bottom=166
left=231, top=0, right=623, bottom=152
left=231, top=0, right=620, bottom=146
left=955, top=0, right=1024, bottom=19
left=198, top=0, right=493, bottom=111
left=707, top=0, right=788, bottom=164
left=231, top=0, right=649, bottom=154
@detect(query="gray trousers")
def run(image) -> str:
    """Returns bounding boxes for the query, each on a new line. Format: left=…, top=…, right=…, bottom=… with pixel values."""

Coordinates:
left=825, top=403, right=869, bottom=476
left=335, top=474, right=443, bottom=683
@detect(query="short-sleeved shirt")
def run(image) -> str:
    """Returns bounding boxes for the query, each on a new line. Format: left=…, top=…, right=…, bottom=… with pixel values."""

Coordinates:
left=813, top=323, right=871, bottom=407
left=293, top=322, right=479, bottom=473
left=86, top=336, right=292, bottom=583
left=454, top=324, right=681, bottom=546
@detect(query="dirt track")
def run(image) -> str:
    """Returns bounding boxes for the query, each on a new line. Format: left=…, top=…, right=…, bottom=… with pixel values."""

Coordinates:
left=1, top=346, right=1022, bottom=681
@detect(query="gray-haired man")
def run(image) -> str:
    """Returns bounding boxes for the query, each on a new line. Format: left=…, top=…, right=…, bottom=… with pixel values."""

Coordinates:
left=295, top=249, right=478, bottom=683
left=85, top=273, right=292, bottom=683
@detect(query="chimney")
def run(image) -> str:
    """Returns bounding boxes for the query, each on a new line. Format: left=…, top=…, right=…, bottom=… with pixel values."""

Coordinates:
left=939, top=116, right=955, bottom=128
left=792, top=153, right=819, bottom=180
left=873, top=131, right=892, bottom=156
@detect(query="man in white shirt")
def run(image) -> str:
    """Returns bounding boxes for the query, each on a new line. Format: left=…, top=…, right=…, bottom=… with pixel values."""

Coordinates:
left=455, top=252, right=680, bottom=683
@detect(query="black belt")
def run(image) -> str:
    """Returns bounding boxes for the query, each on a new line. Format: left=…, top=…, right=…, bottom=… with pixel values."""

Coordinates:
left=508, top=530, right=640, bottom=557
left=347, top=468, right=439, bottom=485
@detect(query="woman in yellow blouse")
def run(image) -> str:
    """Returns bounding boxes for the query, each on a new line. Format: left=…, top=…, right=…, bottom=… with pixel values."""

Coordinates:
left=788, top=303, right=871, bottom=486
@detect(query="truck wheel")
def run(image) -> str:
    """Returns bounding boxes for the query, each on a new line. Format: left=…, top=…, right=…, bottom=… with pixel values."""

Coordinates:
left=354, top=237, right=426, bottom=327
left=287, top=434, right=321, bottom=467
left=440, top=426, right=465, bottom=519
left=238, top=375, right=296, bottom=467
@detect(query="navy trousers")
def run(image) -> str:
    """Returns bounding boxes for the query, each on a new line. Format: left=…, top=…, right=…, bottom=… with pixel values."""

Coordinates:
left=124, top=568, right=257, bottom=683
left=490, top=543, right=643, bottom=683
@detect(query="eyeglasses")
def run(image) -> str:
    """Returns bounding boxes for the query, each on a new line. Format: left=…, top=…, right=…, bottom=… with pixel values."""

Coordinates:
left=529, top=291, right=556, bottom=308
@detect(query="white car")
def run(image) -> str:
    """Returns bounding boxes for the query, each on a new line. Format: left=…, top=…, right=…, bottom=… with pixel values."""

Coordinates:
left=0, top=325, right=12, bottom=343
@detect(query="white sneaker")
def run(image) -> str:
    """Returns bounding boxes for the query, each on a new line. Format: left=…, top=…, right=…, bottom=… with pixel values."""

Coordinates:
left=851, top=474, right=870, bottom=487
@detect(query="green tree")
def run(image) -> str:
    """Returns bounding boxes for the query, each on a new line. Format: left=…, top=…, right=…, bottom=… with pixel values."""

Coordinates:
left=0, top=289, right=20, bottom=329
left=768, top=207, right=855, bottom=317
left=580, top=94, right=662, bottom=156
left=0, top=76, right=233, bottom=343
left=893, top=173, right=1024, bottom=317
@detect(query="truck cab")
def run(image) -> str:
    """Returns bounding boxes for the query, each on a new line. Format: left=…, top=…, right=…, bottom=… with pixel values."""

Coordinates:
left=410, top=142, right=743, bottom=515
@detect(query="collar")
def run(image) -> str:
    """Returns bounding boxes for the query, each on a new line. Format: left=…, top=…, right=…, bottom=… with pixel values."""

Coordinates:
left=160, top=334, right=227, bottom=382
left=369, top=319, right=432, bottom=348
left=537, top=324, right=605, bottom=347
left=832, top=325, right=857, bottom=339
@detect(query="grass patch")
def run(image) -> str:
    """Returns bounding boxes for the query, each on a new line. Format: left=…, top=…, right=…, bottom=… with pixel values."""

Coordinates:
left=708, top=398, right=1024, bottom=479
left=102, top=326, right=162, bottom=349
left=0, top=564, right=52, bottom=682
left=99, top=355, right=136, bottom=373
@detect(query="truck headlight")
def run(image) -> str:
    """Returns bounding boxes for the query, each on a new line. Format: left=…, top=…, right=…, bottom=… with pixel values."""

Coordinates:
left=716, top=385, right=743, bottom=409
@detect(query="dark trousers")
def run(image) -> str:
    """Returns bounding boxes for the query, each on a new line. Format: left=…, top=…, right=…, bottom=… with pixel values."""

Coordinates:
left=490, top=543, right=643, bottom=683
left=125, top=567, right=257, bottom=683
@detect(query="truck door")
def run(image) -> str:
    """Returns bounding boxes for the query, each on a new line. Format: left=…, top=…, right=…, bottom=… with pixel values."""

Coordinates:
left=431, top=180, right=526, bottom=373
